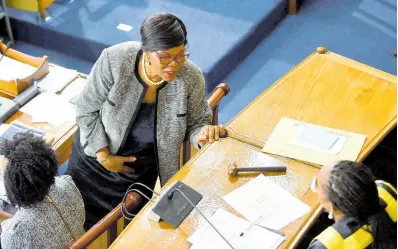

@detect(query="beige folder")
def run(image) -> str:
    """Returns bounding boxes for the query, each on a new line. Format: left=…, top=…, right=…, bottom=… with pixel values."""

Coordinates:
left=262, top=118, right=366, bottom=166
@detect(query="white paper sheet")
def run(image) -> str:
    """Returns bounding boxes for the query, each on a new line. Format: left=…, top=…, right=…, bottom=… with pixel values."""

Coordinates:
left=59, top=77, right=86, bottom=103
left=223, top=174, right=310, bottom=230
left=290, top=125, right=347, bottom=154
left=0, top=56, right=37, bottom=81
left=188, top=208, right=284, bottom=249
left=20, top=93, right=76, bottom=126
left=36, top=65, right=78, bottom=93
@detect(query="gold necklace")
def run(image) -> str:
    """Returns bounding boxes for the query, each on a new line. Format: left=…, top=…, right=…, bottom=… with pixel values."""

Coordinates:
left=142, top=56, right=164, bottom=86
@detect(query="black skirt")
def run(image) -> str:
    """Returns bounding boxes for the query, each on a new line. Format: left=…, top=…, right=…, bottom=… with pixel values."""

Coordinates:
left=67, top=103, right=158, bottom=230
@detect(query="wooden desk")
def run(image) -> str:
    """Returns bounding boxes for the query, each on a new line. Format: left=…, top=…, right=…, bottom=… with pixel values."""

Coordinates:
left=227, top=48, right=397, bottom=163
left=110, top=138, right=320, bottom=249
left=4, top=75, right=85, bottom=165
left=5, top=112, right=76, bottom=165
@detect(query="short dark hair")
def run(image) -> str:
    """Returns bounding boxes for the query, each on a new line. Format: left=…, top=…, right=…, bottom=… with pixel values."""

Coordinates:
left=327, top=160, right=396, bottom=249
left=140, top=13, right=187, bottom=51
left=0, top=132, right=58, bottom=208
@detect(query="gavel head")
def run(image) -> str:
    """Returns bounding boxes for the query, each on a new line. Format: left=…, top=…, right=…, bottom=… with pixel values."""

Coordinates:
left=228, top=162, right=239, bottom=177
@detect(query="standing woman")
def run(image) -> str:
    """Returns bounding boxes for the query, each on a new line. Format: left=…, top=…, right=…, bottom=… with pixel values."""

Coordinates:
left=67, top=13, right=226, bottom=229
left=309, top=160, right=396, bottom=249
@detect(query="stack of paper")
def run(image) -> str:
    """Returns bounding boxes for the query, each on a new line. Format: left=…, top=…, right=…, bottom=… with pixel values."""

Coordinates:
left=223, top=174, right=310, bottom=230
left=188, top=208, right=285, bottom=249
left=0, top=56, right=37, bottom=81
left=20, top=93, right=76, bottom=126
left=36, top=65, right=79, bottom=94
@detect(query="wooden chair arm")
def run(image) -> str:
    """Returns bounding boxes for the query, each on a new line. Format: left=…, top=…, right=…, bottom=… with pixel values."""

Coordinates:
left=67, top=192, right=142, bottom=249
left=182, top=83, right=230, bottom=165
left=208, top=83, right=230, bottom=109
left=209, top=83, right=230, bottom=126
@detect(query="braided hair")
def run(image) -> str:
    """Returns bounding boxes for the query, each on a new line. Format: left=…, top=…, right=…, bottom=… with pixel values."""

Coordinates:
left=326, top=160, right=395, bottom=249
left=0, top=132, right=58, bottom=208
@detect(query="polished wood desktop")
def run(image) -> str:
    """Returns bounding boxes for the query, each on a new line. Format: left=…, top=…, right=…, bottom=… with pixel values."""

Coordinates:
left=227, top=47, right=397, bottom=164
left=109, top=47, right=396, bottom=249
left=0, top=41, right=83, bottom=165
left=110, top=138, right=320, bottom=249
left=3, top=75, right=85, bottom=165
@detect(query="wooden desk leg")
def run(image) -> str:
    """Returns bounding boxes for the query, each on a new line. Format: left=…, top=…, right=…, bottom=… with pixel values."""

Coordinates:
left=289, top=0, right=297, bottom=15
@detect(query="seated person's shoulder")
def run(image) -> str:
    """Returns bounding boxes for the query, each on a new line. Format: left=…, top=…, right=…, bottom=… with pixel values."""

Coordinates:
left=56, top=175, right=76, bottom=187
left=1, top=215, right=31, bottom=248
left=55, top=175, right=83, bottom=202
left=307, top=240, right=327, bottom=249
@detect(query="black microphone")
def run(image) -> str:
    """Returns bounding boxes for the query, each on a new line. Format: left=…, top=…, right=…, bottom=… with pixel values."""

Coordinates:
left=0, top=40, right=12, bottom=63
left=168, top=188, right=235, bottom=249
left=124, top=182, right=235, bottom=248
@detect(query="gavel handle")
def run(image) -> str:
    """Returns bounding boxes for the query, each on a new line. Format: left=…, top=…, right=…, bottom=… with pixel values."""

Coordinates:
left=225, top=127, right=264, bottom=148
left=239, top=166, right=287, bottom=173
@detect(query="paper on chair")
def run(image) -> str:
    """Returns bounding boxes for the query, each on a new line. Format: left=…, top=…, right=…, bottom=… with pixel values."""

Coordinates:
left=0, top=56, right=37, bottom=81
left=223, top=174, right=310, bottom=230
left=37, top=65, right=78, bottom=94
left=262, top=118, right=367, bottom=165
left=20, top=92, right=76, bottom=126
left=188, top=208, right=285, bottom=249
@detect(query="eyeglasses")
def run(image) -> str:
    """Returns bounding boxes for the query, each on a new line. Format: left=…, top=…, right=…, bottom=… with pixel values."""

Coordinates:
left=310, top=176, right=317, bottom=193
left=155, top=51, right=190, bottom=65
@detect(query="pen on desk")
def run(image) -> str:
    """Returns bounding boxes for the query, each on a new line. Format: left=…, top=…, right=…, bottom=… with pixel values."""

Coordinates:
left=255, top=224, right=285, bottom=237
left=239, top=216, right=263, bottom=236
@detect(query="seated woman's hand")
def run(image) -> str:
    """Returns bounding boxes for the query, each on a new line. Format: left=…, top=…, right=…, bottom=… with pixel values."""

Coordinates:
left=97, top=153, right=136, bottom=173
left=197, top=124, right=228, bottom=147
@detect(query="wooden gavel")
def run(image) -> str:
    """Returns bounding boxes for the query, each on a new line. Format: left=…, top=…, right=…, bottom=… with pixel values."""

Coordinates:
left=228, top=162, right=287, bottom=177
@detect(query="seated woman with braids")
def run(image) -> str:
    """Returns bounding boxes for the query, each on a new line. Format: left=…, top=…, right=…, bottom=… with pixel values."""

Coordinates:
left=309, top=160, right=396, bottom=249
left=0, top=132, right=85, bottom=249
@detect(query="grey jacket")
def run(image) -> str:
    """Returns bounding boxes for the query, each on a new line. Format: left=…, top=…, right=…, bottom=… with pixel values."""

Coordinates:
left=1, top=176, right=85, bottom=249
left=76, top=42, right=212, bottom=184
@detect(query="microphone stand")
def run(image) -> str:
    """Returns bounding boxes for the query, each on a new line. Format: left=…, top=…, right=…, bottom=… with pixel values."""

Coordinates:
left=168, top=188, right=235, bottom=249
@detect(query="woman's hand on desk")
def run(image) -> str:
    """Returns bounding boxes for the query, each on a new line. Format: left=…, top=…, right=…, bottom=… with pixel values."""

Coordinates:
left=197, top=125, right=228, bottom=147
left=96, top=148, right=136, bottom=173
